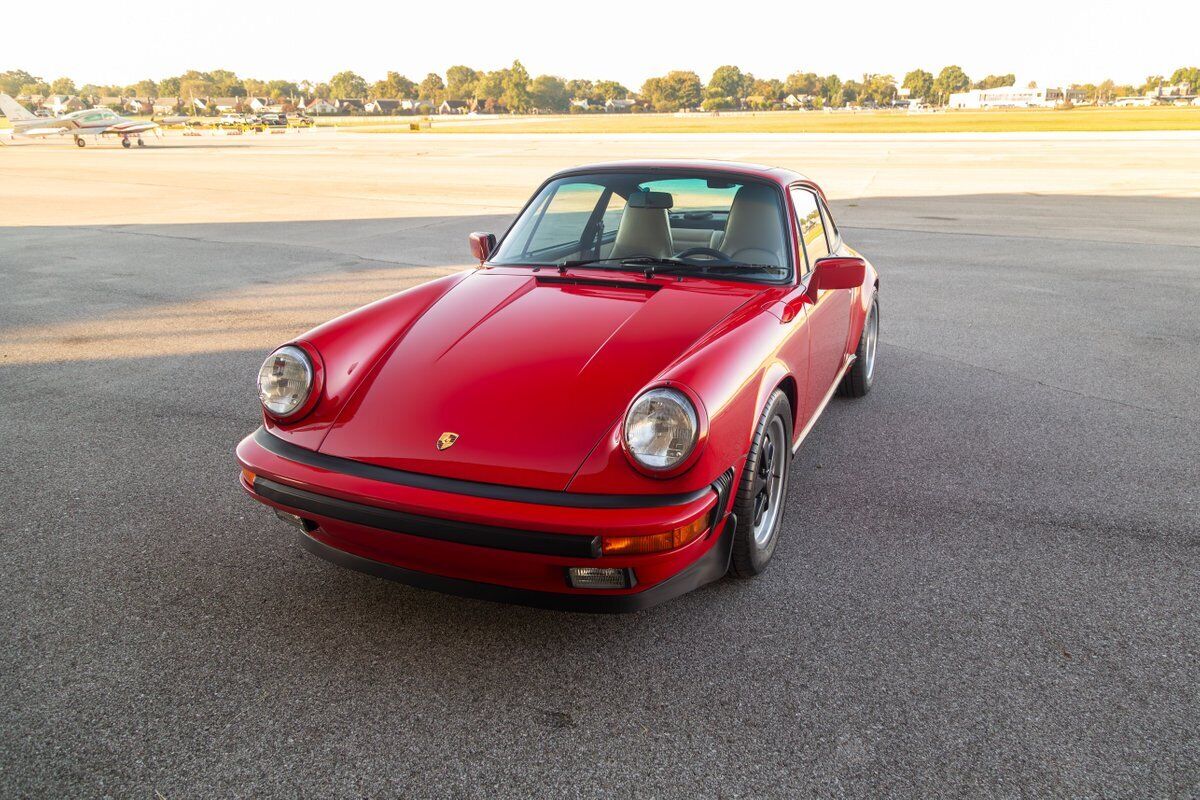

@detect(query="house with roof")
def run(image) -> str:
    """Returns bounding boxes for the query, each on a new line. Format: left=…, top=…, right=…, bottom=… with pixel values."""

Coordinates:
left=124, top=97, right=152, bottom=114
left=570, top=98, right=591, bottom=111
left=211, top=97, right=241, bottom=113
left=153, top=97, right=181, bottom=114
left=439, top=99, right=469, bottom=114
left=401, top=98, right=434, bottom=113
left=43, top=95, right=86, bottom=114
left=95, top=96, right=123, bottom=110
left=336, top=98, right=365, bottom=114
left=248, top=97, right=278, bottom=112
left=364, top=99, right=402, bottom=114
left=783, top=94, right=813, bottom=109
left=605, top=98, right=637, bottom=113
left=303, top=97, right=338, bottom=115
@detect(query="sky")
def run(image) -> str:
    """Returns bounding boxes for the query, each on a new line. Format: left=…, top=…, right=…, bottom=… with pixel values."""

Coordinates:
left=6, top=0, right=1197, bottom=89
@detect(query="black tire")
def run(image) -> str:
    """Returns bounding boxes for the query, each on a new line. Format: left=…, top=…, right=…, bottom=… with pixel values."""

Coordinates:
left=839, top=292, right=879, bottom=398
left=121, top=138, right=131, bottom=148
left=729, top=389, right=793, bottom=578
left=75, top=138, right=85, bottom=148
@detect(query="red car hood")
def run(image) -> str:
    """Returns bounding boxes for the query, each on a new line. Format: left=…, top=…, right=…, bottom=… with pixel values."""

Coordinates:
left=317, top=270, right=759, bottom=490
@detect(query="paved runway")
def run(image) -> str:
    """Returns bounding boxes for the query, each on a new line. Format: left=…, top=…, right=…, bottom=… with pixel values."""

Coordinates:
left=1, top=136, right=1198, bottom=797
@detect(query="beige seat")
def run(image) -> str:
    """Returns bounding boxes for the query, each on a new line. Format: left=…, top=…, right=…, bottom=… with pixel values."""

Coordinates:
left=672, top=227, right=722, bottom=254
left=718, top=184, right=787, bottom=266
left=610, top=205, right=674, bottom=260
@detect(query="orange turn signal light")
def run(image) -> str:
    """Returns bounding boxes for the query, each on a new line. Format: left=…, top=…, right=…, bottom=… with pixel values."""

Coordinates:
left=241, top=467, right=257, bottom=486
left=601, top=515, right=710, bottom=556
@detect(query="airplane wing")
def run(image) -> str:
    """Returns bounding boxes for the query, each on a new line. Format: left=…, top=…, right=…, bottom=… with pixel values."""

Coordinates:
left=17, top=126, right=71, bottom=137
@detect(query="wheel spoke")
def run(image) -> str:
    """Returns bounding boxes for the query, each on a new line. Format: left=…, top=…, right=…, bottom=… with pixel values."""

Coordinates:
left=750, top=415, right=788, bottom=548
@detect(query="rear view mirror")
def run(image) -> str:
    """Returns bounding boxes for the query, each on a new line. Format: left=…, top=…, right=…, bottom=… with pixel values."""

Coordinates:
left=811, top=256, right=866, bottom=291
left=469, top=232, right=496, bottom=264
left=627, top=191, right=674, bottom=209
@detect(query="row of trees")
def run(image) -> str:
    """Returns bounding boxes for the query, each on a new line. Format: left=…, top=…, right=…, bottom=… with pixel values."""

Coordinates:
left=3, top=64, right=1196, bottom=113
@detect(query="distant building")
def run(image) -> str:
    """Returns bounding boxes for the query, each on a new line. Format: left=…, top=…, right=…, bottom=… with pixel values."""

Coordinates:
left=783, top=94, right=813, bottom=109
left=303, top=98, right=338, bottom=115
left=248, top=97, right=274, bottom=111
left=401, top=98, right=434, bottom=113
left=439, top=99, right=469, bottom=114
left=153, top=97, right=180, bottom=114
left=605, top=98, right=637, bottom=113
left=570, top=98, right=591, bottom=111
left=212, top=97, right=241, bottom=113
left=948, top=85, right=1084, bottom=108
left=337, top=98, right=365, bottom=113
left=124, top=97, right=152, bottom=114
left=364, top=99, right=403, bottom=114
left=1145, top=82, right=1195, bottom=104
left=95, top=96, right=123, bottom=109
left=1113, top=96, right=1153, bottom=107
left=43, top=95, right=86, bottom=114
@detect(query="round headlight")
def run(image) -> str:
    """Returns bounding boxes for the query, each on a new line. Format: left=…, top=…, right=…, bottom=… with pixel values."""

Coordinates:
left=623, top=388, right=699, bottom=471
left=257, top=345, right=313, bottom=418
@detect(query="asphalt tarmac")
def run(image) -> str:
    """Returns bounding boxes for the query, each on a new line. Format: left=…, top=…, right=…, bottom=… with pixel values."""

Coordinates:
left=1, top=136, right=1197, bottom=797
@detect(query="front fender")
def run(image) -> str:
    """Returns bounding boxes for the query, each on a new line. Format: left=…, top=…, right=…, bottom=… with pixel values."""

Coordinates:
left=567, top=305, right=791, bottom=498
left=263, top=270, right=473, bottom=450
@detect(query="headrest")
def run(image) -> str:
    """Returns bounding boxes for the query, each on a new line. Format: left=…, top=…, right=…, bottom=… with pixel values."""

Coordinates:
left=627, top=190, right=674, bottom=209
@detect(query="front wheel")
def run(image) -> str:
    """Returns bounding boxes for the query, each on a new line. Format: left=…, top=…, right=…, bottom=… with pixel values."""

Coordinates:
left=729, top=389, right=793, bottom=577
left=839, top=293, right=879, bottom=398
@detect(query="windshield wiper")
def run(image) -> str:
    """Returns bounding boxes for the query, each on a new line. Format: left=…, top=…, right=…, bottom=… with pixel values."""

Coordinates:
left=554, top=256, right=786, bottom=279
left=553, top=256, right=691, bottom=271
left=639, top=260, right=789, bottom=278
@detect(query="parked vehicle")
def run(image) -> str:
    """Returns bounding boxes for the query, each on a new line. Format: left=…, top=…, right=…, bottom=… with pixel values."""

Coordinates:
left=236, top=161, right=880, bottom=611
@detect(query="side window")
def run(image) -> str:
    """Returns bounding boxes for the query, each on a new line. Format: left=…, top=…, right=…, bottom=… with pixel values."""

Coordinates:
left=818, top=200, right=839, bottom=250
left=599, top=191, right=626, bottom=233
left=519, top=182, right=606, bottom=257
left=789, top=188, right=829, bottom=272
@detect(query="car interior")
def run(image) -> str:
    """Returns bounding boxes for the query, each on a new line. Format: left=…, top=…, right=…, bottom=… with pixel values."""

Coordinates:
left=490, top=173, right=793, bottom=279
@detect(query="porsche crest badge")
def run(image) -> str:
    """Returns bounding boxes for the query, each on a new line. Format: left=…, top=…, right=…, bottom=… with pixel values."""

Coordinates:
left=436, top=432, right=459, bottom=451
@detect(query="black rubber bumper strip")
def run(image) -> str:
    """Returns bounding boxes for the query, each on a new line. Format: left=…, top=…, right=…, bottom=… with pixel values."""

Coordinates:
left=297, top=515, right=737, bottom=614
left=255, top=477, right=601, bottom=559
left=252, top=427, right=712, bottom=509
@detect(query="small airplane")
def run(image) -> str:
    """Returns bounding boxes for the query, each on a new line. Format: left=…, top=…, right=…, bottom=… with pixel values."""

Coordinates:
left=1, top=94, right=160, bottom=147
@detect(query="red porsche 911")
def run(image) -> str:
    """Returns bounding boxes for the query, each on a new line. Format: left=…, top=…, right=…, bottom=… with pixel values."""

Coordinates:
left=236, top=161, right=879, bottom=611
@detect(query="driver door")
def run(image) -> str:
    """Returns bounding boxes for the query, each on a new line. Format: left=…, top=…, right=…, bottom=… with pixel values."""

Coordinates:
left=790, top=186, right=852, bottom=422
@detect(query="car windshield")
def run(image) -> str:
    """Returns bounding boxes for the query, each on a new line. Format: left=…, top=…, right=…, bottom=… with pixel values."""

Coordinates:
left=488, top=171, right=792, bottom=282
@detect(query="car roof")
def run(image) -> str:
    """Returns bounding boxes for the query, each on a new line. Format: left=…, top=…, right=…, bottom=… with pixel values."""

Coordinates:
left=549, top=159, right=813, bottom=189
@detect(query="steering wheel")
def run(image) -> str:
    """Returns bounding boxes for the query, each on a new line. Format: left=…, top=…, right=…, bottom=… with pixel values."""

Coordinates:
left=675, top=246, right=729, bottom=261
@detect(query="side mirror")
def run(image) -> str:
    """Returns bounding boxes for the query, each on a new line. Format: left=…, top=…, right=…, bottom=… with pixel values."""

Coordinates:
left=811, top=256, right=866, bottom=292
left=469, top=232, right=497, bottom=264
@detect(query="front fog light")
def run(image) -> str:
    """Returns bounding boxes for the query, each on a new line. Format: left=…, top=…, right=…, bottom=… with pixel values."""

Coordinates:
left=566, top=567, right=636, bottom=590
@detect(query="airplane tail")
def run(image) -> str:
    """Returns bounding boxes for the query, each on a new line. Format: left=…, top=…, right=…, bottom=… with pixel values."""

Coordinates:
left=0, top=94, right=38, bottom=122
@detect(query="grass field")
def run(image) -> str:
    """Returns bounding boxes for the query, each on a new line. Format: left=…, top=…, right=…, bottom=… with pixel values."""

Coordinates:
left=324, top=106, right=1200, bottom=134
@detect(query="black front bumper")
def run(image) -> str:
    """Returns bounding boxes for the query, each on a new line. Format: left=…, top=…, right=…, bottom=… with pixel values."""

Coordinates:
left=298, top=515, right=736, bottom=614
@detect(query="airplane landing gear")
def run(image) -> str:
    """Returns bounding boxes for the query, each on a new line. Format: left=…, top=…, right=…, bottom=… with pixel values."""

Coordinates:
left=137, top=138, right=145, bottom=147
left=75, top=137, right=85, bottom=148
left=121, top=137, right=131, bottom=148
